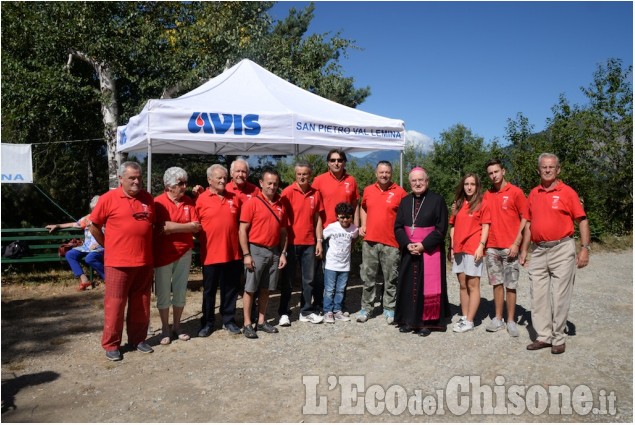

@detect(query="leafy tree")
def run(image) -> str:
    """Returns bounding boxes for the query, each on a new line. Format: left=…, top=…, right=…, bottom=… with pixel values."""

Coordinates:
left=422, top=124, right=491, bottom=205
left=1, top=1, right=369, bottom=227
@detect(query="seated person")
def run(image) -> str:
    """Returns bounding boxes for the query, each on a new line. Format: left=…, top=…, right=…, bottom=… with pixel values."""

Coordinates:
left=46, top=195, right=105, bottom=291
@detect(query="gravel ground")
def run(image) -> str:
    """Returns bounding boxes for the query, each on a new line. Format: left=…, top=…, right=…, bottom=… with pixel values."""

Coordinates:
left=1, top=249, right=632, bottom=422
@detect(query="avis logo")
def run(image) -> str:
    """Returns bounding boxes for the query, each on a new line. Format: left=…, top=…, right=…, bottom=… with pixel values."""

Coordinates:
left=188, top=112, right=261, bottom=135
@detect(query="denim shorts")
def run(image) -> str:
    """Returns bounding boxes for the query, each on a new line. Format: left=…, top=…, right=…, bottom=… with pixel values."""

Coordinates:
left=451, top=252, right=483, bottom=277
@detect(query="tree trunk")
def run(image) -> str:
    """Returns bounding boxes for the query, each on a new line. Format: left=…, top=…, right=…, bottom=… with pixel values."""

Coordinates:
left=67, top=50, right=123, bottom=188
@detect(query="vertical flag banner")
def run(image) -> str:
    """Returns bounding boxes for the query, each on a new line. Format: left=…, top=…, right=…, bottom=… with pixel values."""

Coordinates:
left=1, top=143, right=33, bottom=183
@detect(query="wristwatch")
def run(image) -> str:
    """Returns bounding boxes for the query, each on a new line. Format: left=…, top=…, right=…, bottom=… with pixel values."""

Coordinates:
left=281, top=251, right=287, bottom=256
left=581, top=244, right=591, bottom=251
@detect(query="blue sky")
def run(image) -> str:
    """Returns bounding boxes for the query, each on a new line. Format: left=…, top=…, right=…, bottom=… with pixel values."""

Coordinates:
left=270, top=1, right=633, bottom=152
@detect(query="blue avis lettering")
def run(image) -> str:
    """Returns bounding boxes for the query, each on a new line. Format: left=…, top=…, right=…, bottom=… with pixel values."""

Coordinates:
left=188, top=112, right=261, bottom=135
left=1, top=174, right=25, bottom=181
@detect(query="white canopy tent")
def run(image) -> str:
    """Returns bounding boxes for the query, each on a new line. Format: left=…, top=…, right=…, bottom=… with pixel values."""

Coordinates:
left=116, top=59, right=406, bottom=189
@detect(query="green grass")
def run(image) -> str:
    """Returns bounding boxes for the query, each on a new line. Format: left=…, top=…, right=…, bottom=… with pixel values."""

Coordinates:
left=592, top=232, right=633, bottom=252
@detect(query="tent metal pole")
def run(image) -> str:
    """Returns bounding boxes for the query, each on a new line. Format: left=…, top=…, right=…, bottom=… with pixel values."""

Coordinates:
left=147, top=138, right=152, bottom=193
left=400, top=150, right=404, bottom=187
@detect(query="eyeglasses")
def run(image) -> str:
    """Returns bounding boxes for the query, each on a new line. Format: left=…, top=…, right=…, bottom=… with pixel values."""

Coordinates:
left=175, top=181, right=188, bottom=187
left=337, top=215, right=352, bottom=219
left=329, top=158, right=344, bottom=163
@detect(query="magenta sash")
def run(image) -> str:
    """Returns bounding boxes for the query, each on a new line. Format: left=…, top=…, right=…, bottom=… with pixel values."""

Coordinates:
left=408, top=226, right=441, bottom=321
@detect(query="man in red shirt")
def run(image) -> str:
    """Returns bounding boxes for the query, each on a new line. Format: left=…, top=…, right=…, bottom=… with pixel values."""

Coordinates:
left=239, top=168, right=288, bottom=339
left=226, top=157, right=261, bottom=203
left=482, top=159, right=528, bottom=337
left=196, top=164, right=243, bottom=337
left=520, top=153, right=590, bottom=355
left=357, top=161, right=407, bottom=324
left=312, top=149, right=359, bottom=315
left=279, top=160, right=325, bottom=326
left=312, top=149, right=359, bottom=227
left=90, top=161, right=155, bottom=361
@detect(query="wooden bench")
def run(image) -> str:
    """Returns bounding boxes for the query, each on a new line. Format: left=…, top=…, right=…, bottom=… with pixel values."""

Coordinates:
left=1, top=228, right=95, bottom=279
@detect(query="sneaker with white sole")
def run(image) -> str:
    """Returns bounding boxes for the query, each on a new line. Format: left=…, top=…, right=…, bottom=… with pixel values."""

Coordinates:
left=299, top=312, right=324, bottom=324
left=453, top=320, right=474, bottom=333
left=383, top=309, right=395, bottom=325
left=356, top=310, right=369, bottom=323
left=486, top=317, right=505, bottom=332
left=324, top=312, right=335, bottom=323
left=507, top=321, right=519, bottom=337
left=456, top=315, right=466, bottom=324
left=278, top=314, right=291, bottom=327
left=334, top=311, right=350, bottom=322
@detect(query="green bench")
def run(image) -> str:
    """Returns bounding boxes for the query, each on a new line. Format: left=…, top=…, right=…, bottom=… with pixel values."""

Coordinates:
left=1, top=228, right=95, bottom=279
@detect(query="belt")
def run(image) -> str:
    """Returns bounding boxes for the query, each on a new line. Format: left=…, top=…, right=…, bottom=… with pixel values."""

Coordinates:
left=250, top=242, right=277, bottom=250
left=536, top=236, right=573, bottom=248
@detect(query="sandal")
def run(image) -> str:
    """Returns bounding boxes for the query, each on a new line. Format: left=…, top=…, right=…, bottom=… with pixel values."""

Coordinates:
left=159, top=333, right=171, bottom=345
left=77, top=282, right=92, bottom=292
left=172, top=331, right=190, bottom=341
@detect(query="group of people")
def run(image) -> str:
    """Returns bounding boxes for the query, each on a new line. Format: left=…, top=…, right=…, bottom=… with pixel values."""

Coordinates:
left=67, top=148, right=588, bottom=361
left=390, top=154, right=589, bottom=358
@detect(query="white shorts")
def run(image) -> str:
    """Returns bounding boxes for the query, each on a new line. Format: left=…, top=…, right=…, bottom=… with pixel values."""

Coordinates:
left=452, top=252, right=484, bottom=277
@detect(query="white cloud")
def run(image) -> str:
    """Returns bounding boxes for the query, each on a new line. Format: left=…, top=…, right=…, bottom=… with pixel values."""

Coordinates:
left=405, top=130, right=434, bottom=153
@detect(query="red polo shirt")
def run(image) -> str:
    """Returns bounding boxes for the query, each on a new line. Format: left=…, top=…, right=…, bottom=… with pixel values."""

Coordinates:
left=89, top=187, right=154, bottom=267
left=361, top=182, right=407, bottom=247
left=483, top=183, right=528, bottom=249
left=450, top=200, right=491, bottom=254
left=153, top=192, right=198, bottom=268
left=312, top=170, right=359, bottom=226
left=240, top=193, right=287, bottom=247
left=195, top=190, right=242, bottom=265
left=281, top=183, right=323, bottom=245
left=226, top=180, right=261, bottom=204
left=527, top=181, right=586, bottom=243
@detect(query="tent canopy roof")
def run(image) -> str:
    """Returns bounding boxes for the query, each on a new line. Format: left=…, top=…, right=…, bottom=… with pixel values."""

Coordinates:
left=117, top=59, right=405, bottom=155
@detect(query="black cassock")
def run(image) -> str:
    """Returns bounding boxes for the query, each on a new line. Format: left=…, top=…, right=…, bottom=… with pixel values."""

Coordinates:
left=394, top=190, right=449, bottom=330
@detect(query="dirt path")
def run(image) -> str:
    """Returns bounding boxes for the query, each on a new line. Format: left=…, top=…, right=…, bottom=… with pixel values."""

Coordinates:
left=1, top=249, right=632, bottom=422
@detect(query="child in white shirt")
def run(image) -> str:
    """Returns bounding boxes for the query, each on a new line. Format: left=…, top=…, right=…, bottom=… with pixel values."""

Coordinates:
left=322, top=202, right=359, bottom=323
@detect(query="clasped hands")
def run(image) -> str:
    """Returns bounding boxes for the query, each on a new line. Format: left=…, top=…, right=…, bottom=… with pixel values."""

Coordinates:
left=407, top=242, right=424, bottom=255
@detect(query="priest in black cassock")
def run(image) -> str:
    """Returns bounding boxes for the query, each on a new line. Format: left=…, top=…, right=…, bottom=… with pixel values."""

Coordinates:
left=394, top=167, right=450, bottom=336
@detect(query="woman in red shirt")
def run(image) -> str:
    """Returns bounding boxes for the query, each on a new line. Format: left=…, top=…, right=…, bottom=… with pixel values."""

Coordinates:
left=448, top=173, right=490, bottom=333
left=154, top=167, right=202, bottom=345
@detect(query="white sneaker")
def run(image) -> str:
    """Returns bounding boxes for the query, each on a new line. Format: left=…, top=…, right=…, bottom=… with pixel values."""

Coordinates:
left=324, top=312, right=335, bottom=324
left=334, top=311, right=350, bottom=322
left=486, top=317, right=505, bottom=332
left=507, top=321, right=519, bottom=337
left=278, top=314, right=291, bottom=327
left=456, top=315, right=466, bottom=324
left=453, top=320, right=474, bottom=333
left=299, top=313, right=324, bottom=324
left=356, top=309, right=369, bottom=323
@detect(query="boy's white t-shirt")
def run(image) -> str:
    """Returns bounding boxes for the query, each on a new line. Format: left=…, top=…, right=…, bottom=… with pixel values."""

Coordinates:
left=323, top=221, right=359, bottom=272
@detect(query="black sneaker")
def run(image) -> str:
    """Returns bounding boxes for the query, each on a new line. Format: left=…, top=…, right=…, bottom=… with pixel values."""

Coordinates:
left=256, top=321, right=279, bottom=334
left=105, top=349, right=122, bottom=362
left=198, top=326, right=214, bottom=338
left=242, top=323, right=258, bottom=339
left=135, top=341, right=154, bottom=354
left=222, top=322, right=242, bottom=335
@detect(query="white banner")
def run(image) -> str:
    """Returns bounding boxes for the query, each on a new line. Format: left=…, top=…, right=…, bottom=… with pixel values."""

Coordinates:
left=1, top=143, right=33, bottom=184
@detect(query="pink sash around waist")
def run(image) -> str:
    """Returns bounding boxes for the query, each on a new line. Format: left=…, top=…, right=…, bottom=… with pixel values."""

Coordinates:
left=408, top=226, right=441, bottom=321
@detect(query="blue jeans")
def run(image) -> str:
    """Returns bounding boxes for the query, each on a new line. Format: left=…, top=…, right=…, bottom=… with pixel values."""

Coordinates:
left=65, top=249, right=105, bottom=280
left=279, top=245, right=316, bottom=316
left=323, top=269, right=349, bottom=313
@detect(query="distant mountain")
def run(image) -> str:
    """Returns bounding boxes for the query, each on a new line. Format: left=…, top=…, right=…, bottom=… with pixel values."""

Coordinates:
left=349, top=150, right=401, bottom=167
